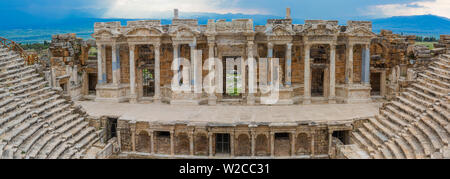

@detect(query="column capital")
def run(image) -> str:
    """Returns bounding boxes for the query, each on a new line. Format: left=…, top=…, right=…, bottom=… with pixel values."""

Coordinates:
left=286, top=43, right=293, bottom=49
left=189, top=42, right=197, bottom=48
left=129, top=44, right=136, bottom=50
left=347, top=43, right=354, bottom=48
left=172, top=43, right=179, bottom=47
left=154, top=42, right=161, bottom=48
left=247, top=41, right=254, bottom=46
left=267, top=42, right=274, bottom=48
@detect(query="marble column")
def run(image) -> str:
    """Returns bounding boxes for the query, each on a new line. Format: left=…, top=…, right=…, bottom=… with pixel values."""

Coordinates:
left=291, top=132, right=296, bottom=157
left=209, top=132, right=213, bottom=157
left=285, top=43, right=292, bottom=87
left=328, top=130, right=333, bottom=157
left=345, top=43, right=354, bottom=85
left=150, top=131, right=155, bottom=154
left=112, top=44, right=121, bottom=85
left=303, top=44, right=312, bottom=104
left=131, top=129, right=136, bottom=152
left=189, top=42, right=196, bottom=86
left=270, top=132, right=275, bottom=157
left=362, top=44, right=371, bottom=85
left=329, top=44, right=337, bottom=103
left=129, top=44, right=137, bottom=103
left=154, top=43, right=161, bottom=101
left=247, top=42, right=256, bottom=105
left=267, top=42, right=274, bottom=85
left=310, top=132, right=315, bottom=158
left=208, top=43, right=217, bottom=105
left=97, top=44, right=104, bottom=84
left=189, top=131, right=194, bottom=156
left=173, top=43, right=180, bottom=85
left=101, top=45, right=107, bottom=84
left=170, top=131, right=175, bottom=156
left=251, top=131, right=256, bottom=157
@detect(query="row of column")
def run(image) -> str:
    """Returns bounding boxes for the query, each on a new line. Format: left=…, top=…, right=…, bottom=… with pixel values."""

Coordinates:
left=266, top=42, right=292, bottom=87
left=346, top=43, right=371, bottom=85
left=128, top=130, right=320, bottom=158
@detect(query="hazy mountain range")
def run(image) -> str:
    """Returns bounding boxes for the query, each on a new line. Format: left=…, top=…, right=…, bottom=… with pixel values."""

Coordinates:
left=0, top=13, right=449, bottom=44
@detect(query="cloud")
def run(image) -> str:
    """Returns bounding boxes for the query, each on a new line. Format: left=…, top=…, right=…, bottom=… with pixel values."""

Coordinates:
left=102, top=0, right=268, bottom=18
left=365, top=0, right=450, bottom=18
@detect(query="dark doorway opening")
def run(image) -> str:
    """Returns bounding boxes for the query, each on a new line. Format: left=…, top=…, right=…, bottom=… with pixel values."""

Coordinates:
left=215, top=133, right=231, bottom=154
left=311, top=67, right=325, bottom=97
left=370, top=72, right=381, bottom=96
left=106, top=117, right=118, bottom=141
left=142, top=68, right=155, bottom=97
left=223, top=56, right=242, bottom=99
left=88, top=73, right=97, bottom=95
left=332, top=131, right=350, bottom=145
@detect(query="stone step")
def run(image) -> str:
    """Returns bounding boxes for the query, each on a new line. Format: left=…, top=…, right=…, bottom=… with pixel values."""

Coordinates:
left=429, top=66, right=449, bottom=76
left=72, top=130, right=99, bottom=158
left=9, top=122, right=45, bottom=155
left=379, top=145, right=394, bottom=159
left=427, top=109, right=449, bottom=132
left=401, top=133, right=425, bottom=159
left=16, top=87, right=51, bottom=100
left=69, top=127, right=95, bottom=148
left=397, top=94, right=427, bottom=113
left=0, top=58, right=23, bottom=68
left=391, top=100, right=422, bottom=119
left=412, top=83, right=445, bottom=99
left=418, top=73, right=450, bottom=89
left=3, top=73, right=40, bottom=87
left=433, top=61, right=450, bottom=71
left=0, top=113, right=34, bottom=140
left=393, top=136, right=415, bottom=159
left=12, top=81, right=47, bottom=96
left=415, top=120, right=442, bottom=151
left=55, top=117, right=84, bottom=135
left=380, top=109, right=409, bottom=128
left=385, top=141, right=406, bottom=159
left=363, top=122, right=389, bottom=143
left=421, top=116, right=449, bottom=146
left=37, top=135, right=64, bottom=159
left=41, top=103, right=71, bottom=119
left=407, top=126, right=433, bottom=157
left=0, top=107, right=27, bottom=130
left=0, top=67, right=35, bottom=83
left=33, top=99, right=66, bottom=116
left=402, top=91, right=433, bottom=109
left=17, top=128, right=49, bottom=157
left=368, top=117, right=395, bottom=138
left=358, top=127, right=382, bottom=148
left=376, top=115, right=402, bottom=134
left=433, top=105, right=449, bottom=123
left=0, top=97, right=14, bottom=109
left=0, top=61, right=24, bottom=71
left=407, top=87, right=439, bottom=104
left=386, top=103, right=417, bottom=124
left=50, top=122, right=89, bottom=159
left=51, top=114, right=79, bottom=132
left=418, top=78, right=449, bottom=95
left=425, top=70, right=450, bottom=83
left=8, top=77, right=44, bottom=92
left=351, top=132, right=376, bottom=154
left=26, top=133, right=57, bottom=159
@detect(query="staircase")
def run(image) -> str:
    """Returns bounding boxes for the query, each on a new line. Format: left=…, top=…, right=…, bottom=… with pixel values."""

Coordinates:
left=350, top=54, right=450, bottom=159
left=0, top=46, right=101, bottom=159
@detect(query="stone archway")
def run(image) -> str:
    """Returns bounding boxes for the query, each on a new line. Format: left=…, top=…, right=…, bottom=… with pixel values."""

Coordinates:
left=295, top=133, right=310, bottom=155
left=255, top=134, right=269, bottom=156
left=194, top=133, right=208, bottom=156
left=175, top=133, right=190, bottom=155
left=136, top=131, right=151, bottom=153
left=236, top=134, right=251, bottom=156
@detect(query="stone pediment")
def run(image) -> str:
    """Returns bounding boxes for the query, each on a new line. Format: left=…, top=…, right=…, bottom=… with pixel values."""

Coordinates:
left=125, top=27, right=162, bottom=37
left=92, top=30, right=115, bottom=39
left=346, top=27, right=376, bottom=37
left=302, top=24, right=339, bottom=36
left=170, top=25, right=200, bottom=37
left=266, top=24, right=295, bottom=36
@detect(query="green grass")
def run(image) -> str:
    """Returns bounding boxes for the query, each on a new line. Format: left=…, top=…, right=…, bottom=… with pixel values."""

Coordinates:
left=415, top=42, right=437, bottom=49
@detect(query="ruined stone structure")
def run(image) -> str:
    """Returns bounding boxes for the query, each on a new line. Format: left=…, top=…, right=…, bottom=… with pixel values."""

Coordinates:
left=0, top=46, right=105, bottom=159
left=0, top=8, right=448, bottom=159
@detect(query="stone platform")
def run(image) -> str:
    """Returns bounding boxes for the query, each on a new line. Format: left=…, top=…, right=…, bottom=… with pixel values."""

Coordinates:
left=76, top=101, right=381, bottom=124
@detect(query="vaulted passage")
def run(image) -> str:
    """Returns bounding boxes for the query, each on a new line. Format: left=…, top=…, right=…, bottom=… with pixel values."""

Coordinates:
left=274, top=133, right=291, bottom=156
left=155, top=131, right=171, bottom=154
left=175, top=133, right=190, bottom=155
left=136, top=131, right=150, bottom=153
left=255, top=134, right=269, bottom=156
left=236, top=134, right=251, bottom=156
left=311, top=68, right=325, bottom=97
left=295, top=133, right=310, bottom=155
left=194, top=133, right=208, bottom=156
left=88, top=73, right=97, bottom=95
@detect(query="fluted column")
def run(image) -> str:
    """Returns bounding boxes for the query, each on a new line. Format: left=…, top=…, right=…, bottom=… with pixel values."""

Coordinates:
left=208, top=43, right=217, bottom=105
left=129, top=44, right=137, bottom=103
left=251, top=131, right=256, bottom=157
left=247, top=41, right=256, bottom=105
left=345, top=43, right=354, bottom=85
left=329, top=44, right=336, bottom=103
left=362, top=44, right=371, bottom=85
left=154, top=43, right=161, bottom=101
left=303, top=44, right=311, bottom=104
left=285, top=43, right=292, bottom=87
left=291, top=132, right=296, bottom=157
left=112, top=44, right=121, bottom=85
left=97, top=44, right=104, bottom=84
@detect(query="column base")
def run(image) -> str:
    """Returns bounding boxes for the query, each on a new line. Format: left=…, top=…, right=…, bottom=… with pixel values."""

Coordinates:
left=303, top=97, right=311, bottom=105
left=328, top=97, right=337, bottom=104
left=129, top=94, right=138, bottom=104
left=208, top=95, right=217, bottom=105
left=247, top=94, right=256, bottom=105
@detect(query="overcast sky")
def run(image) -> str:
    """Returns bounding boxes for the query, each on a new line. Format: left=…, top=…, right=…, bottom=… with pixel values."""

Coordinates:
left=1, top=0, right=449, bottom=19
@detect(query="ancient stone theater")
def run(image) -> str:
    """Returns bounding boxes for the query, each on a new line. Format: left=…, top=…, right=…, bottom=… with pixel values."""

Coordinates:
left=0, top=8, right=449, bottom=159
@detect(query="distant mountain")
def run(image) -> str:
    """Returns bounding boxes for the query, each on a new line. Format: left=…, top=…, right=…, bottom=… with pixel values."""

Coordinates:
left=1, top=13, right=449, bottom=43
left=371, top=14, right=450, bottom=37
